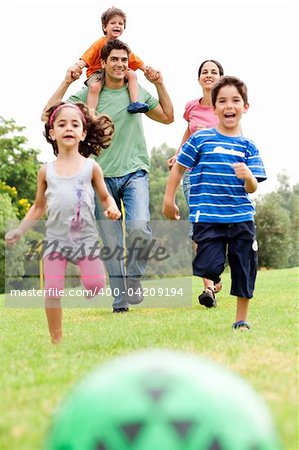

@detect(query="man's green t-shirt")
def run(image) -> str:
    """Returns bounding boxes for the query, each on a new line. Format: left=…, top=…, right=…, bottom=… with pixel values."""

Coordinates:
left=68, top=85, right=159, bottom=177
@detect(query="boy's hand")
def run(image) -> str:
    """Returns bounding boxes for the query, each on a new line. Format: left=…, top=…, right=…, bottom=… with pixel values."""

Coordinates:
left=68, top=63, right=83, bottom=81
left=144, top=66, right=161, bottom=83
left=233, top=163, right=257, bottom=193
left=162, top=200, right=180, bottom=220
left=233, top=162, right=252, bottom=180
left=104, top=206, right=121, bottom=221
left=5, top=229, right=21, bottom=246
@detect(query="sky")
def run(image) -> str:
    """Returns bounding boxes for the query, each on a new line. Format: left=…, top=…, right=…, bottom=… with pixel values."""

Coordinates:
left=1, top=0, right=298, bottom=195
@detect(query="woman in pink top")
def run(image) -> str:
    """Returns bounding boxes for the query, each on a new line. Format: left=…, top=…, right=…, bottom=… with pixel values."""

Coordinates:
left=168, top=59, right=224, bottom=295
left=168, top=59, right=224, bottom=170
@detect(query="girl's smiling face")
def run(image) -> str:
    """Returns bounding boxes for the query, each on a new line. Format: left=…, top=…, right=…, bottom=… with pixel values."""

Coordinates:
left=214, top=85, right=249, bottom=135
left=49, top=107, right=86, bottom=148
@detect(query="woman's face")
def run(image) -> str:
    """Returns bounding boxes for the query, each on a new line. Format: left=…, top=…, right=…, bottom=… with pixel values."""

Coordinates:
left=198, top=61, right=221, bottom=91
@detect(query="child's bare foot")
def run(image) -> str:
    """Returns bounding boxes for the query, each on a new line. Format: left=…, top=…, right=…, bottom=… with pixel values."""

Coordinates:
left=50, top=330, right=62, bottom=344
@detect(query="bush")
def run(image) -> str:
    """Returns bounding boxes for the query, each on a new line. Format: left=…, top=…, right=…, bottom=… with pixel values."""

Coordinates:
left=0, top=193, right=27, bottom=293
left=255, top=193, right=293, bottom=268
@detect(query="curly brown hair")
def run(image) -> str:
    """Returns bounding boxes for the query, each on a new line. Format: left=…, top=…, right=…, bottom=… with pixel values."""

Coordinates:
left=43, top=102, right=115, bottom=157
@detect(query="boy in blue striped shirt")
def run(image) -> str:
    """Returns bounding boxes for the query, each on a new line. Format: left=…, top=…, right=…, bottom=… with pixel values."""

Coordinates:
left=163, top=76, right=266, bottom=330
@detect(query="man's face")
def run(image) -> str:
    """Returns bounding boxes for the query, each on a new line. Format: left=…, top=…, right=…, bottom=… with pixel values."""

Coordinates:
left=102, top=49, right=129, bottom=82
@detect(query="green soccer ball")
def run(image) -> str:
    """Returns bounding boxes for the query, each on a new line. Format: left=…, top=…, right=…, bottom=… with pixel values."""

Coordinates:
left=45, top=350, right=280, bottom=450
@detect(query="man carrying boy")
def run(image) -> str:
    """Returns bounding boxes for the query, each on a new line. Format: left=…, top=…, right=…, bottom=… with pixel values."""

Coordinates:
left=42, top=39, right=174, bottom=313
left=163, top=76, right=266, bottom=330
left=70, top=6, right=158, bottom=115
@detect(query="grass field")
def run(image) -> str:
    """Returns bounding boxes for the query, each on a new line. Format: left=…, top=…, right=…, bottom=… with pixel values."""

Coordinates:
left=1, top=267, right=298, bottom=449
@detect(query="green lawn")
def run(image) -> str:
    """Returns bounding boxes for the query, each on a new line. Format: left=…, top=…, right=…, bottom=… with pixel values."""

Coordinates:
left=1, top=267, right=298, bottom=449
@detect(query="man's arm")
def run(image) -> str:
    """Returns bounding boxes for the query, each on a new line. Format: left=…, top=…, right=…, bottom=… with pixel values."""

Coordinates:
left=162, top=162, right=187, bottom=219
left=144, top=70, right=174, bottom=124
left=41, top=67, right=81, bottom=122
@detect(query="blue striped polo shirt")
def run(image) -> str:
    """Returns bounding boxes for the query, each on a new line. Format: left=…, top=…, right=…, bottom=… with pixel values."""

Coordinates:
left=177, top=128, right=267, bottom=223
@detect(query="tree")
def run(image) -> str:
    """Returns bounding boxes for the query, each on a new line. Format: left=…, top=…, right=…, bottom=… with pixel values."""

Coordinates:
left=149, top=143, right=188, bottom=220
left=0, top=116, right=41, bottom=203
left=287, top=184, right=299, bottom=267
left=255, top=193, right=292, bottom=268
left=0, top=181, right=31, bottom=220
left=255, top=173, right=299, bottom=268
left=275, top=173, right=299, bottom=267
left=0, top=193, right=27, bottom=293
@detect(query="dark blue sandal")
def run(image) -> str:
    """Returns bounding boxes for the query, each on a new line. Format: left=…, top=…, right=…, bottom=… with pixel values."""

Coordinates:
left=198, top=287, right=217, bottom=308
left=232, top=320, right=251, bottom=330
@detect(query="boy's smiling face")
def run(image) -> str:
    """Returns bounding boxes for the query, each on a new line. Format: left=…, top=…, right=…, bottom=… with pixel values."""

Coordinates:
left=104, top=15, right=125, bottom=40
left=214, top=85, right=249, bottom=135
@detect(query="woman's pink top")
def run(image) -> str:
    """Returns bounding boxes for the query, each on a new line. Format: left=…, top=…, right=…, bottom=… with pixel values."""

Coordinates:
left=183, top=98, right=218, bottom=134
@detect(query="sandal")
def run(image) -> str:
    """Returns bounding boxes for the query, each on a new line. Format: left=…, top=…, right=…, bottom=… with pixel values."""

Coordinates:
left=198, top=287, right=217, bottom=308
left=232, top=320, right=251, bottom=331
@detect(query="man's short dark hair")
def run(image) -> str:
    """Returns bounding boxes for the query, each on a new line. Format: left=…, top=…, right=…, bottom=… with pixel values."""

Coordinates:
left=101, top=39, right=131, bottom=62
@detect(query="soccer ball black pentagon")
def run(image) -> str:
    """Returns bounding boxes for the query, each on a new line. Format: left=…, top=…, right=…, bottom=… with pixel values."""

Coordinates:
left=45, top=350, right=280, bottom=450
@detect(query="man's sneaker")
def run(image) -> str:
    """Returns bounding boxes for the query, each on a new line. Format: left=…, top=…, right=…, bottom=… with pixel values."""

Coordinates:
left=127, top=102, right=149, bottom=114
left=113, top=307, right=129, bottom=313
left=198, top=287, right=217, bottom=308
left=126, top=277, right=144, bottom=304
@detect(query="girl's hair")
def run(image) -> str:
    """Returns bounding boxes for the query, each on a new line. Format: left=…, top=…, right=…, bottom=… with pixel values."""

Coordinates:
left=211, top=76, right=248, bottom=107
left=101, top=7, right=127, bottom=34
left=44, top=102, right=115, bottom=157
left=197, top=60, right=224, bottom=78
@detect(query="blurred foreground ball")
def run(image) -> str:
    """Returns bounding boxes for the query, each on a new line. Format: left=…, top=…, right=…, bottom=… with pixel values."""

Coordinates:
left=45, top=350, right=280, bottom=450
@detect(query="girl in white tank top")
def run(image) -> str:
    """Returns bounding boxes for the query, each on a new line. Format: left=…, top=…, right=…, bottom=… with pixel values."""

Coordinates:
left=5, top=102, right=120, bottom=343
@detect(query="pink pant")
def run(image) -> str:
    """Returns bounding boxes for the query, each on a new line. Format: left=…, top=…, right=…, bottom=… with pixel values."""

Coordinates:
left=43, top=253, right=106, bottom=299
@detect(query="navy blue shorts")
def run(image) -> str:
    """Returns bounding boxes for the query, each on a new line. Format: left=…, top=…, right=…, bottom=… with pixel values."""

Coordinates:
left=192, top=222, right=258, bottom=299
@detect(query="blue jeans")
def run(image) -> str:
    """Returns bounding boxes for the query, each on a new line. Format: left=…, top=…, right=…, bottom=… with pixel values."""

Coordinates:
left=182, top=170, right=190, bottom=205
left=95, top=170, right=152, bottom=309
left=182, top=171, right=193, bottom=238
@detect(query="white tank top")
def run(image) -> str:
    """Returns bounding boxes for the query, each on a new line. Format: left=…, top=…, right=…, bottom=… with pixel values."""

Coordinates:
left=44, top=158, right=99, bottom=260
